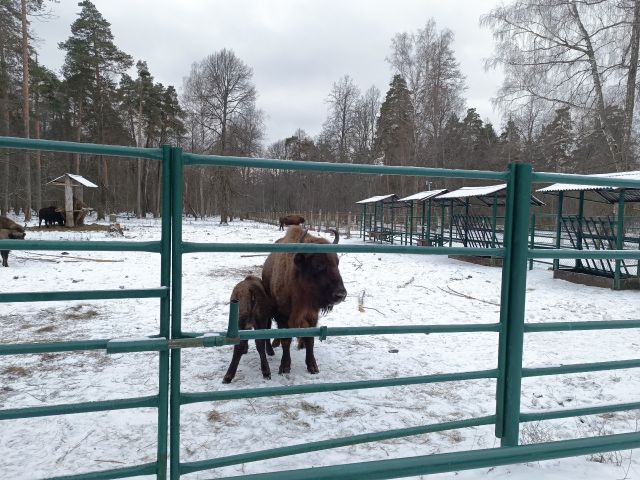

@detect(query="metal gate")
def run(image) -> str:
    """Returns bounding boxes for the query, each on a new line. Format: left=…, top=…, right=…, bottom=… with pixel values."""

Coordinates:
left=1, top=137, right=640, bottom=479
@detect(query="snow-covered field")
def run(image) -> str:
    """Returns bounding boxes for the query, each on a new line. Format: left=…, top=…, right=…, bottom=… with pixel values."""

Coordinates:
left=1, top=214, right=639, bottom=479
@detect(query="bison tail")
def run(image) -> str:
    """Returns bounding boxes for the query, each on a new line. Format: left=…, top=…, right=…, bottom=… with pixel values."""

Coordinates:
left=328, top=228, right=339, bottom=244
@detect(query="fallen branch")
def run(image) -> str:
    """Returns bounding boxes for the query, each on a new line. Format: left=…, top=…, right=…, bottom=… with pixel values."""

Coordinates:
left=15, top=252, right=124, bottom=263
left=240, top=254, right=269, bottom=258
left=437, top=285, right=500, bottom=306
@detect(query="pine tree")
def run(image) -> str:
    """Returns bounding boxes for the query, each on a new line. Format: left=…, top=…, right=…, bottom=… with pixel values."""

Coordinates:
left=59, top=0, right=133, bottom=218
left=539, top=107, right=574, bottom=173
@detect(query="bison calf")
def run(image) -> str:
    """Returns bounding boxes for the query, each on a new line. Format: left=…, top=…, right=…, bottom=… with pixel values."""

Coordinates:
left=278, top=214, right=305, bottom=231
left=38, top=206, right=65, bottom=227
left=223, top=275, right=275, bottom=384
left=262, top=225, right=346, bottom=375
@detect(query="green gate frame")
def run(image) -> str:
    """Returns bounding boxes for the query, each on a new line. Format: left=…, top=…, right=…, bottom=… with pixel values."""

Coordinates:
left=0, top=137, right=172, bottom=479
left=1, top=137, right=640, bottom=479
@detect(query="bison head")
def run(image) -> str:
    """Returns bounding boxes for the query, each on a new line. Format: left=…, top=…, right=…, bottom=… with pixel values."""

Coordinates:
left=294, top=229, right=347, bottom=311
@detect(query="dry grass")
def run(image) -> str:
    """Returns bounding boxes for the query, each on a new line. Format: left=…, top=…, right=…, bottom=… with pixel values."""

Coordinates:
left=35, top=325, right=56, bottom=333
left=63, top=305, right=99, bottom=321
left=2, top=366, right=31, bottom=377
left=300, top=400, right=325, bottom=415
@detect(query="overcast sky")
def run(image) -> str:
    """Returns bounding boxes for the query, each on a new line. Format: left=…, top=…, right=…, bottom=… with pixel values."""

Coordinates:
left=32, top=0, right=504, bottom=146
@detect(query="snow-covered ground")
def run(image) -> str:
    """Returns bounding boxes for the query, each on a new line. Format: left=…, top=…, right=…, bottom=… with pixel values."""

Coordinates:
left=1, top=214, right=639, bottom=479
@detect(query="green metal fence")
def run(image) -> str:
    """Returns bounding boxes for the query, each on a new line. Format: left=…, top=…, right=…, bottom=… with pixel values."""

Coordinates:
left=1, top=136, right=640, bottom=479
left=0, top=137, right=172, bottom=479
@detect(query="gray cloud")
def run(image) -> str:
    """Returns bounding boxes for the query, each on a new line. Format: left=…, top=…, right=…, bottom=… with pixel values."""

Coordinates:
left=33, top=0, right=504, bottom=146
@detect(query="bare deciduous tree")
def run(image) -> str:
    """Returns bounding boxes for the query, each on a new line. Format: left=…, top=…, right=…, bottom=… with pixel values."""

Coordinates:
left=321, top=75, right=360, bottom=163
left=482, top=0, right=640, bottom=171
left=183, top=49, right=258, bottom=223
left=387, top=19, right=466, bottom=167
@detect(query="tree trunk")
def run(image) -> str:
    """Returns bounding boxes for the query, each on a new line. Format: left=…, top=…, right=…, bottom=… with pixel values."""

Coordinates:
left=1, top=45, right=9, bottom=216
left=621, top=0, right=640, bottom=172
left=34, top=106, right=41, bottom=211
left=570, top=1, right=621, bottom=169
left=74, top=100, right=82, bottom=174
left=20, top=0, right=31, bottom=221
left=136, top=89, right=143, bottom=218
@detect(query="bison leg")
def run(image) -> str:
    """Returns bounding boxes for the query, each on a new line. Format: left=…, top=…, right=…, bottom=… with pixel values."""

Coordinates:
left=266, top=340, right=275, bottom=356
left=278, top=338, right=292, bottom=374
left=1, top=250, right=8, bottom=267
left=303, top=337, right=319, bottom=374
left=222, top=340, right=248, bottom=384
left=255, top=339, right=271, bottom=379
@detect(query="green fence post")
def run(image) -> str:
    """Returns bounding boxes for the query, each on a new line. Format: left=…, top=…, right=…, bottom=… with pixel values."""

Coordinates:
left=553, top=192, right=564, bottom=271
left=576, top=191, right=585, bottom=269
left=496, top=163, right=532, bottom=447
left=440, top=202, right=446, bottom=246
left=529, top=213, right=535, bottom=271
left=170, top=146, right=184, bottom=479
left=157, top=144, right=172, bottom=479
left=491, top=194, right=498, bottom=248
left=614, top=191, right=625, bottom=290
left=449, top=199, right=454, bottom=247
left=426, top=199, right=432, bottom=245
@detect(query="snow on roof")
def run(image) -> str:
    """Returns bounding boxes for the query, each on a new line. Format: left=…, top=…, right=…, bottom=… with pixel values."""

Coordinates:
left=536, top=170, right=640, bottom=193
left=48, top=173, right=98, bottom=188
left=398, top=189, right=448, bottom=202
left=356, top=194, right=398, bottom=204
left=436, top=184, right=507, bottom=200
left=435, top=183, right=544, bottom=206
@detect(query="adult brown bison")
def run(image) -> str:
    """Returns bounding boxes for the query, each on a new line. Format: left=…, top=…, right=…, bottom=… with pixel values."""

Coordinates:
left=262, top=225, right=346, bottom=374
left=0, top=217, right=27, bottom=268
left=223, top=275, right=275, bottom=383
left=278, top=214, right=305, bottom=231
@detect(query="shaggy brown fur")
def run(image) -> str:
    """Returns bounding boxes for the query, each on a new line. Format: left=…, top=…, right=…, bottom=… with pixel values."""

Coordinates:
left=262, top=225, right=346, bottom=374
left=0, top=216, right=25, bottom=234
left=278, top=214, right=305, bottom=231
left=223, top=275, right=275, bottom=383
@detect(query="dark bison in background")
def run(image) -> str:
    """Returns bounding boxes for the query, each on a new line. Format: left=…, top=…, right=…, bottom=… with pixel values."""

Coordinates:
left=262, top=225, right=346, bottom=375
left=278, top=214, right=305, bottom=231
left=0, top=216, right=27, bottom=267
left=38, top=206, right=65, bottom=227
left=223, top=275, right=275, bottom=383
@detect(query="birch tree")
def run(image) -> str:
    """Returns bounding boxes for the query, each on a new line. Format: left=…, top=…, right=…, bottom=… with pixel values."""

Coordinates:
left=482, top=0, right=640, bottom=171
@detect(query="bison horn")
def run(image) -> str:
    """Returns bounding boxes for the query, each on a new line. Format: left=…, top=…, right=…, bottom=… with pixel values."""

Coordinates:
left=328, top=228, right=339, bottom=244
left=298, top=229, right=308, bottom=243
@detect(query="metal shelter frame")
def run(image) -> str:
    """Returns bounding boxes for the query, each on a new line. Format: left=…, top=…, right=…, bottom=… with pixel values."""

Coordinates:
left=356, top=194, right=400, bottom=243
left=434, top=185, right=544, bottom=249
left=1, top=136, right=639, bottom=479
left=397, top=190, right=448, bottom=246
left=537, top=170, right=640, bottom=289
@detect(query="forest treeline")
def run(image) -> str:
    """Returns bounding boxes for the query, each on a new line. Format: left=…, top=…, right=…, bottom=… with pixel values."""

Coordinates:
left=1, top=0, right=639, bottom=222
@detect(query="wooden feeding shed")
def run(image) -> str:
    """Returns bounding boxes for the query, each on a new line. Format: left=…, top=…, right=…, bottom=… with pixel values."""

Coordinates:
left=537, top=170, right=640, bottom=290
left=47, top=173, right=97, bottom=227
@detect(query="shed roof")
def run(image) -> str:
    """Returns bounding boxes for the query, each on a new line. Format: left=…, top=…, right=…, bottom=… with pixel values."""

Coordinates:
left=47, top=173, right=98, bottom=188
left=437, top=184, right=507, bottom=200
left=356, top=194, right=398, bottom=204
left=398, top=189, right=448, bottom=202
left=536, top=170, right=640, bottom=203
left=435, top=184, right=544, bottom=206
